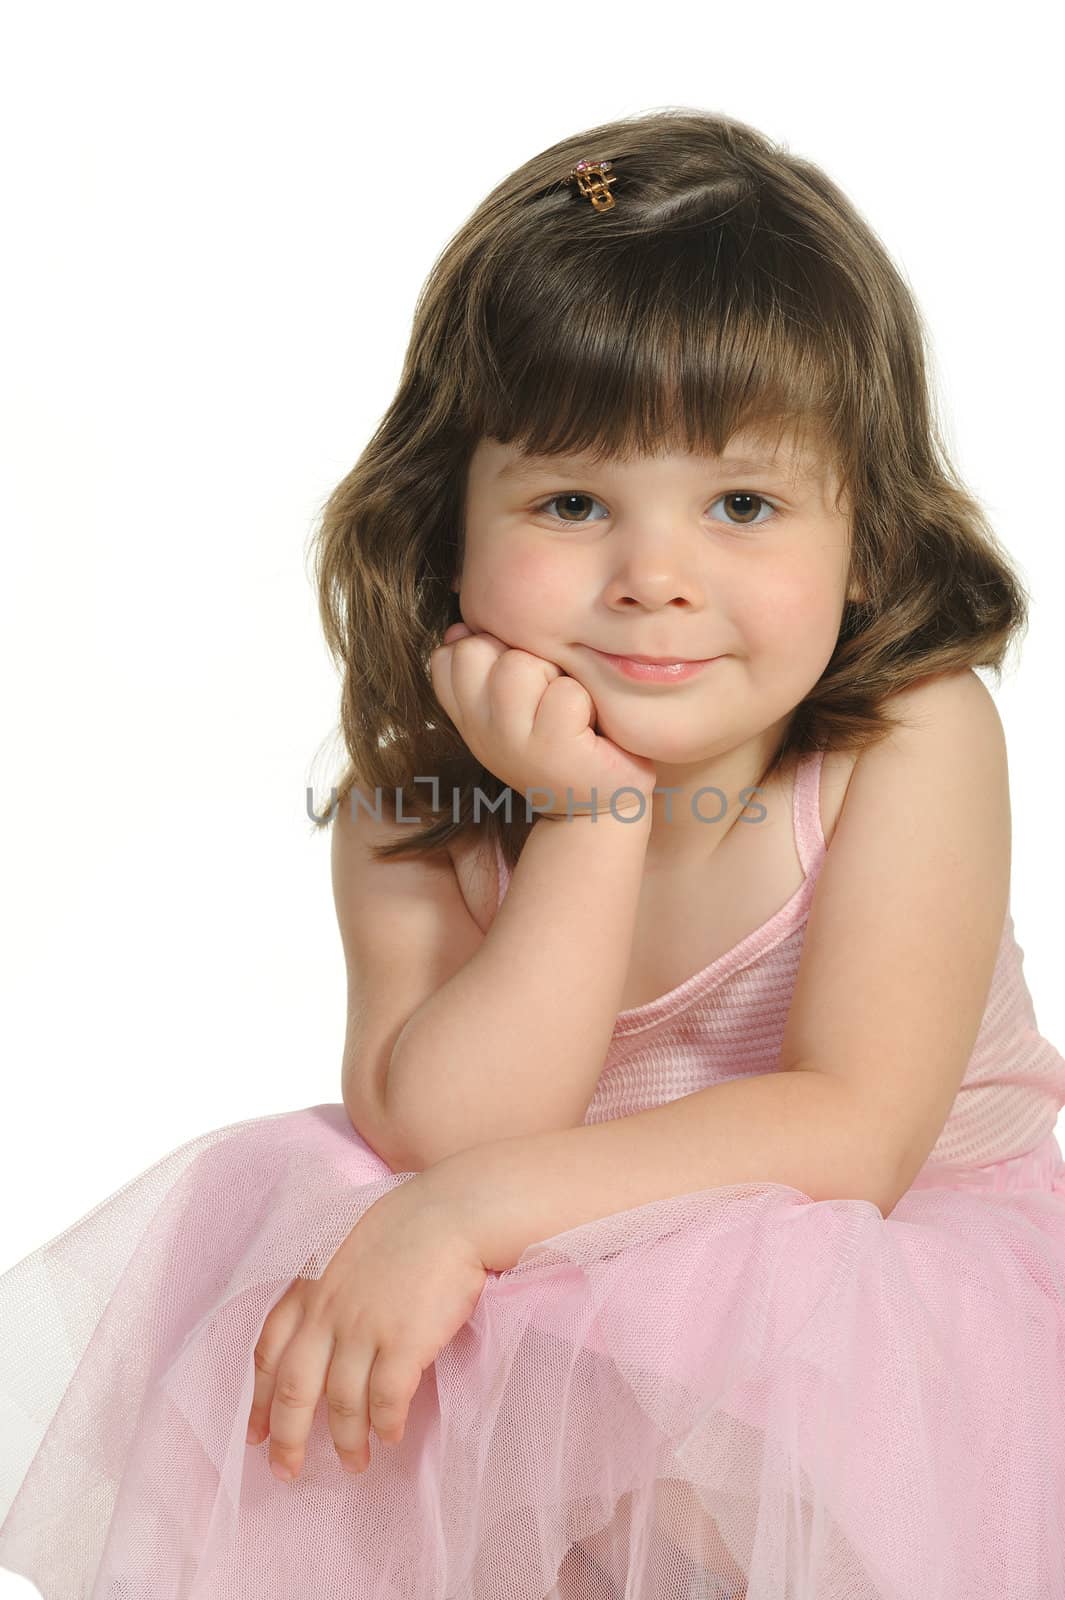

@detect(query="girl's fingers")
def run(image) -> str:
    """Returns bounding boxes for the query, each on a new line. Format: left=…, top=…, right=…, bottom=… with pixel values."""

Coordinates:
left=247, top=1289, right=306, bottom=1445
left=324, top=1340, right=376, bottom=1473
left=429, top=630, right=475, bottom=718
left=431, top=629, right=497, bottom=729
left=366, top=1349, right=423, bottom=1446
left=265, top=1320, right=337, bottom=1481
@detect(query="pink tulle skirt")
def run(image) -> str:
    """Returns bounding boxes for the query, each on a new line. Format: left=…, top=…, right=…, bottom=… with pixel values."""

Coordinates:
left=2, top=1101, right=1064, bottom=1599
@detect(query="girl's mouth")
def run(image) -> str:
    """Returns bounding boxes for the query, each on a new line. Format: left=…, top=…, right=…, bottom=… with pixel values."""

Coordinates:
left=588, top=649, right=722, bottom=683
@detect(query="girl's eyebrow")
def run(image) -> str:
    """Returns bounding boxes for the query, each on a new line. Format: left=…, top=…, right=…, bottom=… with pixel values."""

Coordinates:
left=495, top=454, right=821, bottom=484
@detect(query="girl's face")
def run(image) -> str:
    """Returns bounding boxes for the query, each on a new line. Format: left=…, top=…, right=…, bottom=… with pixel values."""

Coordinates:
left=456, top=432, right=859, bottom=776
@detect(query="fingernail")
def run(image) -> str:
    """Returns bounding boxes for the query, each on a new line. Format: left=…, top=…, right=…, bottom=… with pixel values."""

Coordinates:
left=270, top=1461, right=294, bottom=1482
left=246, top=1425, right=260, bottom=1445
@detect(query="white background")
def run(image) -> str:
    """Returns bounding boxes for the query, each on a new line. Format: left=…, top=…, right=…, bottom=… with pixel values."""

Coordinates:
left=0, top=4, right=1061, bottom=1587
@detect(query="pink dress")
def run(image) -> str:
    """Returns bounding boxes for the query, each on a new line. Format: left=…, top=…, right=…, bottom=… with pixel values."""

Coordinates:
left=3, top=748, right=1065, bottom=1599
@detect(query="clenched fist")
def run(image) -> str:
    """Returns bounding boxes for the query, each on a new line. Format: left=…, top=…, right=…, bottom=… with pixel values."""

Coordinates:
left=430, top=624, right=657, bottom=820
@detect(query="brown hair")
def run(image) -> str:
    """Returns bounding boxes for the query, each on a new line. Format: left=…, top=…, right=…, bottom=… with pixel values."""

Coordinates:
left=306, top=107, right=1029, bottom=871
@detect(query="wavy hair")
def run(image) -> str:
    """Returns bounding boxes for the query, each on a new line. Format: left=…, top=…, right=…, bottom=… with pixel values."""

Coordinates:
left=306, top=107, right=1029, bottom=870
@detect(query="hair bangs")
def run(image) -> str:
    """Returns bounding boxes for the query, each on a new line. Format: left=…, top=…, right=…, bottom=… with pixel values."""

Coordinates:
left=459, top=195, right=843, bottom=490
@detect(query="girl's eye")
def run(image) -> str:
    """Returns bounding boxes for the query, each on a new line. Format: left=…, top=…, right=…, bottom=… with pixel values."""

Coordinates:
left=530, top=491, right=777, bottom=528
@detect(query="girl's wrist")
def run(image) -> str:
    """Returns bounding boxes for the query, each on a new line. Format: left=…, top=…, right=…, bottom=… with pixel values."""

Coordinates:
left=535, top=793, right=655, bottom=824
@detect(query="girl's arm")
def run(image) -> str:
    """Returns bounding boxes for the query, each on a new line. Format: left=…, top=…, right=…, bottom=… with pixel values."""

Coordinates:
left=383, top=802, right=654, bottom=1170
left=429, top=1068, right=900, bottom=1272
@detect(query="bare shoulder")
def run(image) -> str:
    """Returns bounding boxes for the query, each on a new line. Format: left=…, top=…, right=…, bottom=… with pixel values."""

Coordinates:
left=819, top=668, right=1006, bottom=840
left=824, top=664, right=1011, bottom=887
left=860, top=665, right=1010, bottom=842
left=879, top=664, right=1005, bottom=739
left=331, top=779, right=458, bottom=895
left=331, top=779, right=473, bottom=996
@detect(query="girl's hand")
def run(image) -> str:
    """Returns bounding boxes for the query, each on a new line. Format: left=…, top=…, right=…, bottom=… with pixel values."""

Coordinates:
left=246, top=1171, right=489, bottom=1481
left=430, top=623, right=658, bottom=818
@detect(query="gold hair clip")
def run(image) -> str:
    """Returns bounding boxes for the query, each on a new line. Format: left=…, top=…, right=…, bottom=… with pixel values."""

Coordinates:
left=566, top=157, right=617, bottom=212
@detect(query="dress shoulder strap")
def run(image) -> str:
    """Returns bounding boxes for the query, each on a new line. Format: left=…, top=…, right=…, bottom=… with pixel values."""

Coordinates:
left=792, top=749, right=827, bottom=878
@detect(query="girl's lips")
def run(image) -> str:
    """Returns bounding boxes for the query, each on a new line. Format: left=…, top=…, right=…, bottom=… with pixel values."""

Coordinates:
left=589, top=649, right=721, bottom=683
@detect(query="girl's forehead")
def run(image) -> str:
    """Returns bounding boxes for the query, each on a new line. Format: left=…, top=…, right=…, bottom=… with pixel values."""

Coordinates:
left=472, top=434, right=835, bottom=489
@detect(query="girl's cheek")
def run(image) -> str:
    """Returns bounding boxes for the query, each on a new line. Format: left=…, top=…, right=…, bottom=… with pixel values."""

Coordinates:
left=483, top=557, right=564, bottom=620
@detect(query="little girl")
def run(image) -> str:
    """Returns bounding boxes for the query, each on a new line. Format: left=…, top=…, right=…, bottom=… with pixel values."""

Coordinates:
left=2, top=108, right=1064, bottom=1600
